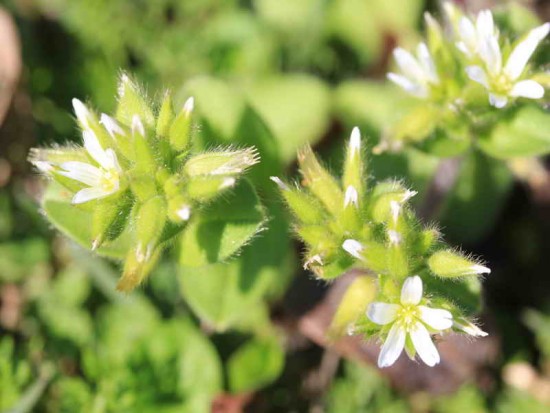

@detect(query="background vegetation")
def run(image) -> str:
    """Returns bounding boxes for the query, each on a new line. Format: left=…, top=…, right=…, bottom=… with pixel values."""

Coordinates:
left=1, top=0, right=550, bottom=411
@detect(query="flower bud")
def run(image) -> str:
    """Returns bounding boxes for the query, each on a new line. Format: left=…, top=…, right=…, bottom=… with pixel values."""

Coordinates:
left=342, top=127, right=364, bottom=198
left=132, top=115, right=157, bottom=173
left=297, top=226, right=337, bottom=255
left=117, top=245, right=161, bottom=292
left=186, top=176, right=236, bottom=201
left=329, top=276, right=377, bottom=337
left=116, top=73, right=155, bottom=127
left=270, top=177, right=325, bottom=224
left=184, top=148, right=260, bottom=177
left=135, top=196, right=167, bottom=256
left=167, top=195, right=193, bottom=223
left=156, top=91, right=174, bottom=139
left=428, top=250, right=491, bottom=278
left=297, top=145, right=343, bottom=215
left=91, top=194, right=132, bottom=250
left=169, top=97, right=194, bottom=152
left=100, top=113, right=133, bottom=161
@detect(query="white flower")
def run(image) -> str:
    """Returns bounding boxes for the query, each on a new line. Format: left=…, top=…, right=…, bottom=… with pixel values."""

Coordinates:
left=466, top=18, right=549, bottom=108
left=455, top=10, right=498, bottom=59
left=387, top=42, right=440, bottom=98
left=58, top=130, right=122, bottom=204
left=342, top=239, right=365, bottom=261
left=367, top=276, right=453, bottom=368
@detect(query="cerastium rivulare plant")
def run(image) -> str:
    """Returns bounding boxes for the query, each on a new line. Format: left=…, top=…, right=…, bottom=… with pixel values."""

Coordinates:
left=272, top=127, right=490, bottom=368
left=30, top=74, right=260, bottom=291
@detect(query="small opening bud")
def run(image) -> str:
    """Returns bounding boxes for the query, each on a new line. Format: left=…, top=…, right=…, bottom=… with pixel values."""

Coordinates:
left=390, top=201, right=401, bottom=223
left=183, top=96, right=194, bottom=115
left=177, top=205, right=191, bottom=221
left=342, top=239, right=365, bottom=260
left=470, top=264, right=491, bottom=275
left=344, top=186, right=359, bottom=208
left=349, top=127, right=361, bottom=156
left=402, top=190, right=417, bottom=203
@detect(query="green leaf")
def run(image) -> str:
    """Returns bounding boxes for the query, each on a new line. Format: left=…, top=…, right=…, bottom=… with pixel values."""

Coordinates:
left=333, top=80, right=417, bottom=136
left=42, top=182, right=133, bottom=259
left=478, top=105, right=550, bottom=159
left=438, top=150, right=513, bottom=244
left=179, top=179, right=266, bottom=267
left=227, top=336, right=285, bottom=393
left=246, top=75, right=331, bottom=164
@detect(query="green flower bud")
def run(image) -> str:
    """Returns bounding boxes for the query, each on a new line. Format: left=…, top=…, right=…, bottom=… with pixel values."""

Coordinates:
left=428, top=250, right=491, bottom=278
left=184, top=148, right=260, bottom=177
left=128, top=174, right=158, bottom=203
left=297, top=145, right=343, bottom=216
left=386, top=230, right=409, bottom=279
left=270, top=177, right=325, bottom=224
left=156, top=91, right=174, bottom=139
left=187, top=176, right=236, bottom=201
left=91, top=192, right=133, bottom=250
left=329, top=275, right=377, bottom=337
left=167, top=195, right=192, bottom=223
left=131, top=116, right=157, bottom=174
left=116, top=73, right=155, bottom=127
left=117, top=245, right=161, bottom=292
left=297, top=225, right=338, bottom=255
left=135, top=196, right=167, bottom=255
left=342, top=127, right=364, bottom=198
left=169, top=97, right=194, bottom=152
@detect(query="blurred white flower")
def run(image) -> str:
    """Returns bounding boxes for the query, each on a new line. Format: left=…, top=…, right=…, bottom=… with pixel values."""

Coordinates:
left=464, top=14, right=549, bottom=108
left=455, top=10, right=499, bottom=59
left=387, top=42, right=440, bottom=98
left=58, top=129, right=122, bottom=204
left=367, top=276, right=453, bottom=368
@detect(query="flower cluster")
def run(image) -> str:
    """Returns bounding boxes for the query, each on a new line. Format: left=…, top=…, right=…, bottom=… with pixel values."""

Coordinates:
left=388, top=3, right=549, bottom=108
left=273, top=128, right=489, bottom=367
left=30, top=74, right=259, bottom=291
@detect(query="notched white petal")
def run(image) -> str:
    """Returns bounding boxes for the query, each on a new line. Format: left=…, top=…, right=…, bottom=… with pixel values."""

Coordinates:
left=367, top=303, right=399, bottom=325
left=378, top=324, right=406, bottom=368
left=400, top=276, right=423, bottom=305
left=410, top=322, right=440, bottom=367
left=419, top=306, right=453, bottom=330
left=505, top=22, right=550, bottom=80
left=510, top=80, right=545, bottom=99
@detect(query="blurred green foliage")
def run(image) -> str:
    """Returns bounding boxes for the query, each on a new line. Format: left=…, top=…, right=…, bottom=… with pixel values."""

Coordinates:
left=1, top=0, right=550, bottom=411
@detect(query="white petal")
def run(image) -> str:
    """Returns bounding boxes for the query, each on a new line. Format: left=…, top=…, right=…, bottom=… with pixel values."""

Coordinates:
left=466, top=66, right=489, bottom=88
left=100, top=113, right=125, bottom=138
left=480, top=35, right=502, bottom=76
left=509, top=80, right=545, bottom=99
left=476, top=10, right=495, bottom=40
left=387, top=73, right=427, bottom=98
left=58, top=162, right=102, bottom=186
left=104, top=149, right=121, bottom=173
left=489, top=93, right=508, bottom=108
left=416, top=42, right=438, bottom=83
left=418, top=306, right=453, bottom=330
left=400, top=276, right=423, bottom=305
left=83, top=130, right=110, bottom=169
left=72, top=187, right=111, bottom=204
left=72, top=98, right=92, bottom=129
left=505, top=23, right=550, bottom=80
left=342, top=239, right=365, bottom=260
left=393, top=48, right=426, bottom=83
left=410, top=322, right=440, bottom=367
left=367, top=303, right=399, bottom=325
left=458, top=17, right=477, bottom=55
left=378, top=324, right=406, bottom=368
